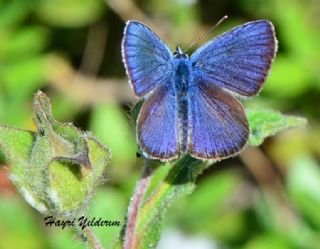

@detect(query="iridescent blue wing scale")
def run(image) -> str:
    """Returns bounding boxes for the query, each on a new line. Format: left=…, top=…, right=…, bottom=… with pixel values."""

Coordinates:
left=189, top=81, right=249, bottom=159
left=122, top=21, right=178, bottom=160
left=122, top=21, right=174, bottom=97
left=191, top=20, right=277, bottom=96
left=137, top=84, right=178, bottom=160
left=122, top=19, right=277, bottom=161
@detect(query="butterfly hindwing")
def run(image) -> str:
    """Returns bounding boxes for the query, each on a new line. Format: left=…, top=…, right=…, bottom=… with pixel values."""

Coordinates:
left=137, top=84, right=178, bottom=161
left=122, top=21, right=174, bottom=97
left=189, top=80, right=249, bottom=160
left=191, top=20, right=277, bottom=96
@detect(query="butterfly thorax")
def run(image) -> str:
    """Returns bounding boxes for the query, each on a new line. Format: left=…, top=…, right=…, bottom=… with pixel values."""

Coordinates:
left=173, top=50, right=192, bottom=155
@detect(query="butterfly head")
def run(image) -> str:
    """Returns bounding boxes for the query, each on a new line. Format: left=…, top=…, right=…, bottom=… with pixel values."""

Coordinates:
left=173, top=46, right=188, bottom=59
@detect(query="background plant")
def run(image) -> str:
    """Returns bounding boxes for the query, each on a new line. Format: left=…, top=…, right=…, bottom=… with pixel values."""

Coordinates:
left=0, top=0, right=319, bottom=249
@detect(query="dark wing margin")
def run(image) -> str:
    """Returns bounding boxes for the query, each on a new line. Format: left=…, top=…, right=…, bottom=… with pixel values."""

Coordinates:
left=122, top=21, right=174, bottom=97
left=191, top=20, right=277, bottom=96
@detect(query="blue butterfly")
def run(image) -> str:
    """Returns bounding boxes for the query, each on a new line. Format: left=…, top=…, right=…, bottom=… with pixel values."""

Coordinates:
left=122, top=20, right=277, bottom=161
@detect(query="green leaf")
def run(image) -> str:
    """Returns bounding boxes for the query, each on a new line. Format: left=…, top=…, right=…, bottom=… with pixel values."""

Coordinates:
left=47, top=134, right=111, bottom=214
left=47, top=158, right=91, bottom=214
left=0, top=91, right=111, bottom=217
left=0, top=126, right=35, bottom=165
left=247, top=109, right=307, bottom=146
left=32, top=91, right=87, bottom=162
left=0, top=126, right=49, bottom=213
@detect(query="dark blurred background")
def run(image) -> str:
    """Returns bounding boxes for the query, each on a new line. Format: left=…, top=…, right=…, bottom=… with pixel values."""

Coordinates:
left=0, top=0, right=320, bottom=248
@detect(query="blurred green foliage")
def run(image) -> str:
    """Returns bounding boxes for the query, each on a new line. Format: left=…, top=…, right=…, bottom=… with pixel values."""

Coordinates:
left=0, top=0, right=319, bottom=248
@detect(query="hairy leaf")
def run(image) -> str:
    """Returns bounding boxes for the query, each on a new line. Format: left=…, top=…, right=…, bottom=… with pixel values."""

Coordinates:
left=247, top=109, right=307, bottom=146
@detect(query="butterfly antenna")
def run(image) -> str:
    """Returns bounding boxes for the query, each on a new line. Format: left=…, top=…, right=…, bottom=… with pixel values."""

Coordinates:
left=185, top=15, right=228, bottom=52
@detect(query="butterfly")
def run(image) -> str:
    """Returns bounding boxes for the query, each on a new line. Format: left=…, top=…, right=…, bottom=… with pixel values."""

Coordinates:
left=121, top=19, right=277, bottom=161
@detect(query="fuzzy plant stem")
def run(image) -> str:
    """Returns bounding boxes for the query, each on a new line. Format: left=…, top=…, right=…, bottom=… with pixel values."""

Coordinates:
left=81, top=226, right=104, bottom=249
left=124, top=159, right=154, bottom=249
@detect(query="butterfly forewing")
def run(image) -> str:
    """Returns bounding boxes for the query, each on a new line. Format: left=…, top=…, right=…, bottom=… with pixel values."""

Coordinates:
left=188, top=82, right=249, bottom=160
left=122, top=21, right=174, bottom=97
left=191, top=20, right=277, bottom=96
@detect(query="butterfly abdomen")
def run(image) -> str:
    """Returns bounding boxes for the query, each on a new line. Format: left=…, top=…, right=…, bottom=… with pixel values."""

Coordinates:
left=174, top=57, right=192, bottom=155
